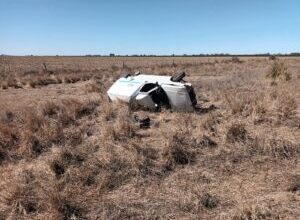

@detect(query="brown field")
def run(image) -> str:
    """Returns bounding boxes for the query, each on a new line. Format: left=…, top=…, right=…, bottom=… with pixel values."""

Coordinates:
left=0, top=56, right=299, bottom=219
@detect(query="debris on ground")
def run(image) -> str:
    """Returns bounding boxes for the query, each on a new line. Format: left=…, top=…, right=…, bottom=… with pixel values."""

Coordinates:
left=133, top=114, right=151, bottom=129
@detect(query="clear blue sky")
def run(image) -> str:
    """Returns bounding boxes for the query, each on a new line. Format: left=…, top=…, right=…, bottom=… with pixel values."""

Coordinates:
left=1, top=0, right=299, bottom=55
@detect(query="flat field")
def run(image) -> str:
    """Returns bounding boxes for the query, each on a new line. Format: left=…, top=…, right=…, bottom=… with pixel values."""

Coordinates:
left=0, top=56, right=299, bottom=219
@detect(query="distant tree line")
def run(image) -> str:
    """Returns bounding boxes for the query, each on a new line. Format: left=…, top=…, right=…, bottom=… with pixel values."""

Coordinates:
left=83, top=52, right=300, bottom=57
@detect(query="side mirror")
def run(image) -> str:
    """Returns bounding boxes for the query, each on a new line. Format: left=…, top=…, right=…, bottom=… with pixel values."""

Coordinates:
left=122, top=73, right=131, bottom=78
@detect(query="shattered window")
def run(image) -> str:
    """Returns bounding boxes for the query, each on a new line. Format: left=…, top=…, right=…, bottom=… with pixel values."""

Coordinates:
left=140, top=83, right=157, bottom=92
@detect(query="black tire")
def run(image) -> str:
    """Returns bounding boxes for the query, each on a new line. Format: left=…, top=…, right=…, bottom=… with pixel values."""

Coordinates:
left=171, top=72, right=186, bottom=82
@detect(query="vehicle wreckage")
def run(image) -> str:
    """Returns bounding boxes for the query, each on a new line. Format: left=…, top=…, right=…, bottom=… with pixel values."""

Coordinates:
left=107, top=72, right=197, bottom=111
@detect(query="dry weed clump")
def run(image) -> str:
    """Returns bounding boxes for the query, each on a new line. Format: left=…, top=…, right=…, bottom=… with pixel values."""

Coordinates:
left=6, top=76, right=21, bottom=89
left=274, top=92, right=297, bottom=120
left=0, top=168, right=57, bottom=219
left=251, top=96, right=269, bottom=123
left=23, top=69, right=39, bottom=75
left=84, top=81, right=102, bottom=94
left=100, top=157, right=137, bottom=191
left=102, top=102, right=116, bottom=121
left=0, top=124, right=20, bottom=163
left=20, top=109, right=64, bottom=157
left=223, top=89, right=298, bottom=126
left=28, top=77, right=62, bottom=88
left=0, top=98, right=99, bottom=162
left=163, top=129, right=196, bottom=171
left=135, top=145, right=160, bottom=177
left=231, top=56, right=243, bottom=64
left=243, top=133, right=300, bottom=160
left=0, top=148, right=7, bottom=164
left=0, top=125, right=19, bottom=150
left=266, top=61, right=291, bottom=82
left=226, top=123, right=248, bottom=143
left=227, top=204, right=277, bottom=220
left=201, top=112, right=221, bottom=134
left=50, top=145, right=138, bottom=195
left=197, top=135, right=217, bottom=148
left=264, top=138, right=299, bottom=159
left=4, top=172, right=40, bottom=216
left=287, top=175, right=300, bottom=193
left=114, top=109, right=136, bottom=139
left=200, top=193, right=219, bottom=209
left=50, top=149, right=85, bottom=178
left=50, top=196, right=87, bottom=220
left=1, top=170, right=88, bottom=219
left=20, top=72, right=92, bottom=89
left=0, top=111, right=14, bottom=123
left=63, top=76, right=81, bottom=84
left=229, top=92, right=268, bottom=119
left=43, top=98, right=99, bottom=126
left=1, top=83, right=8, bottom=90
left=224, top=92, right=256, bottom=116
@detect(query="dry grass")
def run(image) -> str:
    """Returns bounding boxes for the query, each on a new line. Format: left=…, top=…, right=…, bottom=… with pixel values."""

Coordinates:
left=266, top=60, right=291, bottom=82
left=0, top=56, right=299, bottom=219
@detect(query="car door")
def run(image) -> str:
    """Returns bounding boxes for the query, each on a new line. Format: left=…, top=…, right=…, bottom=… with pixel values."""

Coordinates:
left=134, top=83, right=159, bottom=110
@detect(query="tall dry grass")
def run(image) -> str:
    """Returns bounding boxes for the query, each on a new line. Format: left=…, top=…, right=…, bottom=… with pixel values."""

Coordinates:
left=0, top=56, right=299, bottom=219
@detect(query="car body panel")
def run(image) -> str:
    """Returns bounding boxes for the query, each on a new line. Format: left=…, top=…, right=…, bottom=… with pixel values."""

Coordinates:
left=161, top=84, right=194, bottom=111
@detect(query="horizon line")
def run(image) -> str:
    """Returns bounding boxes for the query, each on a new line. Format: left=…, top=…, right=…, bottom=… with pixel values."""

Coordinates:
left=2, top=52, right=300, bottom=57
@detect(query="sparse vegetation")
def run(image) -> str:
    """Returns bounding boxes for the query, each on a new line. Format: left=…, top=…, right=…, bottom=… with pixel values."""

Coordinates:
left=266, top=60, right=291, bottom=81
left=0, top=56, right=299, bottom=219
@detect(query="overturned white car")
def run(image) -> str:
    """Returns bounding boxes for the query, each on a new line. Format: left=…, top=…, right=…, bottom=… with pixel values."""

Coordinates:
left=107, top=72, right=197, bottom=111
